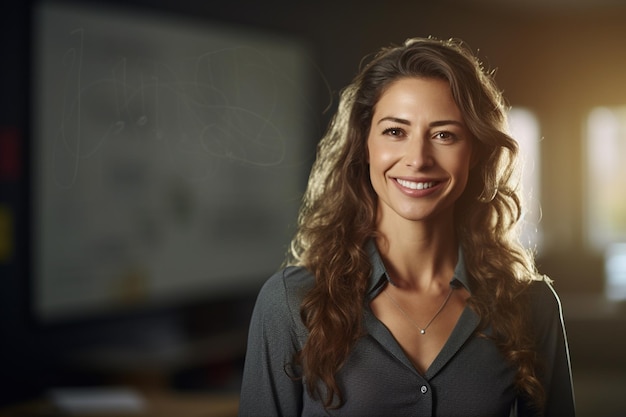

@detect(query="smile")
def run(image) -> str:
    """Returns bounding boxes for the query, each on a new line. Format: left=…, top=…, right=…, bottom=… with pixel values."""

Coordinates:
left=396, top=179, right=437, bottom=190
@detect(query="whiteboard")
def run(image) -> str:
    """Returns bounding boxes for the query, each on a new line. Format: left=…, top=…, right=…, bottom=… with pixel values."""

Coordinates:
left=31, top=1, right=313, bottom=321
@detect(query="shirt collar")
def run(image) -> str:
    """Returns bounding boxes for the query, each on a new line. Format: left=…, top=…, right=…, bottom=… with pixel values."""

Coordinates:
left=366, top=239, right=472, bottom=296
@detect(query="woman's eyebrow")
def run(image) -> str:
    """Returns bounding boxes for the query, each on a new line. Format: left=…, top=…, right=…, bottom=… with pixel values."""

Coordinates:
left=377, top=116, right=465, bottom=128
left=376, top=116, right=411, bottom=125
left=429, top=120, right=465, bottom=128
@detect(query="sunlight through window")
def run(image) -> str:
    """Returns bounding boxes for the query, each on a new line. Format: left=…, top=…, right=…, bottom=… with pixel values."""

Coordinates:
left=508, top=107, right=542, bottom=253
left=586, top=107, right=626, bottom=299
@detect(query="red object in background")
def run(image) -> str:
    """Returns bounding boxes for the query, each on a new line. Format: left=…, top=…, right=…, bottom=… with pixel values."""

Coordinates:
left=0, top=127, right=21, bottom=181
left=0, top=204, right=13, bottom=262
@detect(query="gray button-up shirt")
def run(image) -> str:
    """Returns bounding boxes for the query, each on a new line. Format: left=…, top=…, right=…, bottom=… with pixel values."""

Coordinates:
left=239, top=243, right=575, bottom=416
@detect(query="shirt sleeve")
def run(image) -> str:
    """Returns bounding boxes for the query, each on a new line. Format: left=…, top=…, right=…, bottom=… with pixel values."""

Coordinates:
left=518, top=279, right=576, bottom=417
left=238, top=268, right=305, bottom=417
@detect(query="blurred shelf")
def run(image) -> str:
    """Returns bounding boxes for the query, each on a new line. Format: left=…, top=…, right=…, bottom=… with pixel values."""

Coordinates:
left=0, top=389, right=239, bottom=417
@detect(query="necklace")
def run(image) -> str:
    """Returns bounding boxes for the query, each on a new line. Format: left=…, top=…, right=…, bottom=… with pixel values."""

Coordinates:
left=383, top=285, right=455, bottom=335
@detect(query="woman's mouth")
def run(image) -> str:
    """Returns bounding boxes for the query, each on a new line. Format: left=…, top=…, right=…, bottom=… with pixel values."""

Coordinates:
left=396, top=178, right=437, bottom=190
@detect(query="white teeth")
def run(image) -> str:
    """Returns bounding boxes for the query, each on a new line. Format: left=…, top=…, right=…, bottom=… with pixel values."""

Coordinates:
left=397, top=179, right=435, bottom=190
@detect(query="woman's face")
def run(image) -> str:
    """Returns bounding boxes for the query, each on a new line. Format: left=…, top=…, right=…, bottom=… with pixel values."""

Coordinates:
left=366, top=76, right=474, bottom=225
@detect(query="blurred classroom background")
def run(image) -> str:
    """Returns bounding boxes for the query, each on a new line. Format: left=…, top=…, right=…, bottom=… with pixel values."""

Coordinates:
left=1, top=0, right=625, bottom=416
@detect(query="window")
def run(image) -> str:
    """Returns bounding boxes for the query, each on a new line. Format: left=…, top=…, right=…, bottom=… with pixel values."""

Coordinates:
left=605, top=243, right=626, bottom=300
left=508, top=107, right=542, bottom=252
left=586, top=107, right=626, bottom=299
left=585, top=107, right=626, bottom=249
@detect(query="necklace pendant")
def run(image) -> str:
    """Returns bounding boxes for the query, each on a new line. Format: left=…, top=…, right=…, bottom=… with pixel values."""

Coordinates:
left=383, top=284, right=456, bottom=338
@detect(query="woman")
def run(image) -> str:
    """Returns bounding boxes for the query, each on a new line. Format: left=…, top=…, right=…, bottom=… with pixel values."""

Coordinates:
left=239, top=37, right=575, bottom=416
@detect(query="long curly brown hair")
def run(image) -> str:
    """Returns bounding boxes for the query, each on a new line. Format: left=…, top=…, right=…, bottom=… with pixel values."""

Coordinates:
left=287, top=37, right=545, bottom=411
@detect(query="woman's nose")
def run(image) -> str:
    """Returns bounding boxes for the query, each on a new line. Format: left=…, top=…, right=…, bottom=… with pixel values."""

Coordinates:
left=404, top=138, right=434, bottom=168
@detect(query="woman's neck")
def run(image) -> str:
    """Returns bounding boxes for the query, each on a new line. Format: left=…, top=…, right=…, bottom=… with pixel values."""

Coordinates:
left=375, top=216, right=458, bottom=292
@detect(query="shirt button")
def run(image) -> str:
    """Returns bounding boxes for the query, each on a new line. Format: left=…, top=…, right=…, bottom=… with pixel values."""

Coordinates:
left=420, top=385, right=428, bottom=394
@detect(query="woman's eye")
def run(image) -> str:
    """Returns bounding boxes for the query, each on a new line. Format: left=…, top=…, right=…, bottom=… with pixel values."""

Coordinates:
left=382, top=127, right=404, bottom=137
left=434, top=131, right=456, bottom=141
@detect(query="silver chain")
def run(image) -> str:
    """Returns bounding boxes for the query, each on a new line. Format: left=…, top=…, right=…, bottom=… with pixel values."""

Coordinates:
left=383, top=285, right=455, bottom=335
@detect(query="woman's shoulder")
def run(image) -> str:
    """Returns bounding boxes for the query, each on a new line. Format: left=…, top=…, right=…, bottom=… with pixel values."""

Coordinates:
left=253, top=266, right=315, bottom=329
left=258, top=265, right=315, bottom=303
left=525, top=275, right=561, bottom=308
left=524, top=275, right=565, bottom=329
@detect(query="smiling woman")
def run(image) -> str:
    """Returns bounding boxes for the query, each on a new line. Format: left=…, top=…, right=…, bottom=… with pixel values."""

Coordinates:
left=367, top=77, right=474, bottom=225
left=239, top=37, right=576, bottom=417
